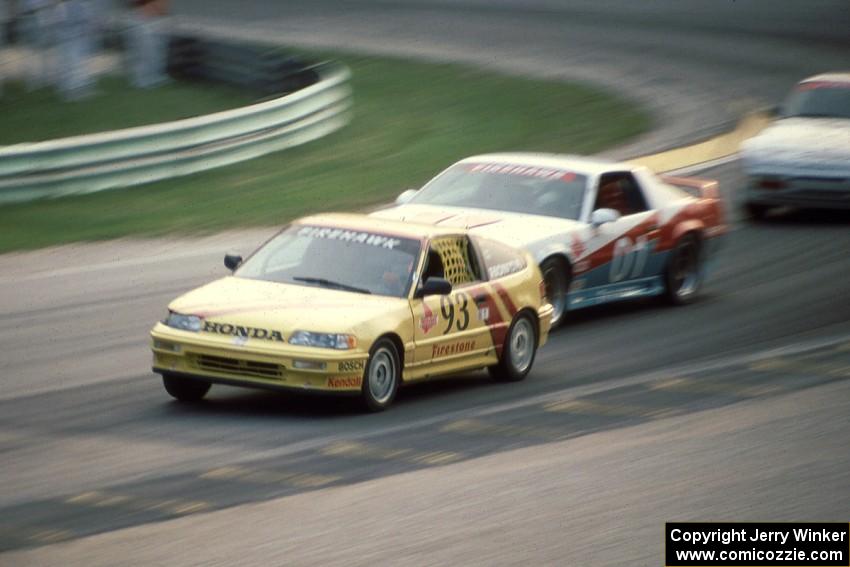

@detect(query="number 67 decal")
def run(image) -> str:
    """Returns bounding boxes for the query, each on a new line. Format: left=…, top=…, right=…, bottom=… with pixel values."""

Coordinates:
left=610, top=235, right=651, bottom=282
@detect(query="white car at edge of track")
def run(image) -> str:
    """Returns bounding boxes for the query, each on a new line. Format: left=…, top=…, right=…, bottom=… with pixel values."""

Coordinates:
left=740, top=72, right=850, bottom=219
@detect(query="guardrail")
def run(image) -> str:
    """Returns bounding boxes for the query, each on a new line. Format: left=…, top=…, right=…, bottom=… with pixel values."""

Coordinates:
left=0, top=62, right=352, bottom=204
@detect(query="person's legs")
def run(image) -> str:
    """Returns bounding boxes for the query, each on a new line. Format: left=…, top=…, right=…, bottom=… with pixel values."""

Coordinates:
left=148, top=16, right=168, bottom=87
left=125, top=15, right=146, bottom=88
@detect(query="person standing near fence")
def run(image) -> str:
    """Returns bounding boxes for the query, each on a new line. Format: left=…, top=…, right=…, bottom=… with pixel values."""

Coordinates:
left=1, top=0, right=9, bottom=95
left=53, top=0, right=94, bottom=100
left=18, top=0, right=55, bottom=90
left=126, top=0, right=168, bottom=89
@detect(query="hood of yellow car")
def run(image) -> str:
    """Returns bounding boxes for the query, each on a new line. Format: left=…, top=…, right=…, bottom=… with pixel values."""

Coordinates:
left=168, top=276, right=408, bottom=334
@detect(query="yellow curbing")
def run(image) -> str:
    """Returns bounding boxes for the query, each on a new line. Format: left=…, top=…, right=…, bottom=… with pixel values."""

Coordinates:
left=628, top=110, right=772, bottom=173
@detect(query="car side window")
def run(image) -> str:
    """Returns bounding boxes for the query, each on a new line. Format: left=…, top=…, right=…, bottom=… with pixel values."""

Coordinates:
left=473, top=237, right=527, bottom=280
left=594, top=172, right=648, bottom=217
left=421, top=249, right=445, bottom=282
left=428, top=236, right=484, bottom=286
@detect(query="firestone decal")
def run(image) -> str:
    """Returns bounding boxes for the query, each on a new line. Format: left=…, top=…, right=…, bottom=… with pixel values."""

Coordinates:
left=203, top=321, right=284, bottom=342
left=432, top=339, right=476, bottom=358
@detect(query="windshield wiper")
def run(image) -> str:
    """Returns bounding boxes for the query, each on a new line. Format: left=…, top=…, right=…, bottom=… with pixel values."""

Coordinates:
left=292, top=276, right=372, bottom=294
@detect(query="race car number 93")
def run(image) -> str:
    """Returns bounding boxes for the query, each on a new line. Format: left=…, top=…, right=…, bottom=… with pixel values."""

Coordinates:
left=440, top=293, right=470, bottom=334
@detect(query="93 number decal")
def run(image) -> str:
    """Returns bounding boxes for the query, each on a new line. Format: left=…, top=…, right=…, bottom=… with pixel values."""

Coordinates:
left=440, top=293, right=470, bottom=334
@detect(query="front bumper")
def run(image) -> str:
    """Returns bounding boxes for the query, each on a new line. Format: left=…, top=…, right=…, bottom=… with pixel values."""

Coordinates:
left=537, top=302, right=555, bottom=347
left=151, top=323, right=368, bottom=394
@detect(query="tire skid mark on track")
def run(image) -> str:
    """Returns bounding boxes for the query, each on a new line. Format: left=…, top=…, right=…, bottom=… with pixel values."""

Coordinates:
left=66, top=490, right=210, bottom=516
left=200, top=466, right=340, bottom=488
left=320, top=440, right=464, bottom=466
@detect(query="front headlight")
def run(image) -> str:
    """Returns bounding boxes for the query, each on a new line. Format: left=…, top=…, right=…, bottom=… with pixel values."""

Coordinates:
left=164, top=311, right=203, bottom=332
left=288, top=331, right=357, bottom=350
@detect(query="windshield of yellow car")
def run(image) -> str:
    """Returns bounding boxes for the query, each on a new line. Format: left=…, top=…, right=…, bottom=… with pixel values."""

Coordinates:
left=410, top=163, right=587, bottom=220
left=235, top=225, right=421, bottom=298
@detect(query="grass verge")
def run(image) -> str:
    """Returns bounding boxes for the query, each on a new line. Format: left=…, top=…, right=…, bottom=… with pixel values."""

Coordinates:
left=0, top=76, right=256, bottom=145
left=0, top=54, right=650, bottom=253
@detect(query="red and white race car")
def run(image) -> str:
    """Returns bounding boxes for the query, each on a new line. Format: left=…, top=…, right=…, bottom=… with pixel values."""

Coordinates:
left=372, top=153, right=726, bottom=326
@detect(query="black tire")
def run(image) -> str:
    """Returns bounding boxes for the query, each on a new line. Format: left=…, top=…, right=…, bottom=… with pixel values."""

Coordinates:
left=663, top=234, right=702, bottom=305
left=745, top=202, right=770, bottom=221
left=488, top=312, right=538, bottom=382
left=540, top=256, right=570, bottom=329
left=361, top=338, right=401, bottom=412
left=162, top=374, right=211, bottom=402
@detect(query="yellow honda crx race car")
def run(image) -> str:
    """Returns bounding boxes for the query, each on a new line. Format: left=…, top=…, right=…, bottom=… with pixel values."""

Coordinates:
left=151, top=213, right=553, bottom=411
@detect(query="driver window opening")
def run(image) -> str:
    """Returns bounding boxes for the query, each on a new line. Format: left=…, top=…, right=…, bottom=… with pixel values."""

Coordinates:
left=422, top=249, right=445, bottom=282
left=594, top=173, right=648, bottom=217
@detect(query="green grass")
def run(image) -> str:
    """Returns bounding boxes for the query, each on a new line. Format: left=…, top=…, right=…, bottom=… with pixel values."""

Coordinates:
left=0, top=54, right=651, bottom=253
left=0, top=77, right=257, bottom=145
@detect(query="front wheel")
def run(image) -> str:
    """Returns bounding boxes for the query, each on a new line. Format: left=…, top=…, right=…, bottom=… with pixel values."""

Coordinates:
left=162, top=374, right=211, bottom=402
left=663, top=234, right=702, bottom=305
left=488, top=312, right=538, bottom=382
left=361, top=339, right=401, bottom=412
left=540, top=257, right=570, bottom=328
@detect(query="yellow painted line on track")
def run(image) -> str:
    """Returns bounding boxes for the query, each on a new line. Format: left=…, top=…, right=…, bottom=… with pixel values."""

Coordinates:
left=542, top=398, right=683, bottom=419
left=441, top=418, right=567, bottom=441
left=321, top=440, right=462, bottom=466
left=647, top=377, right=784, bottom=397
left=749, top=357, right=850, bottom=378
left=628, top=111, right=771, bottom=173
left=200, top=466, right=340, bottom=488
left=65, top=490, right=210, bottom=516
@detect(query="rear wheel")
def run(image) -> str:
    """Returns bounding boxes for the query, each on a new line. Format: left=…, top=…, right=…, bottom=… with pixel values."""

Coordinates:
left=663, top=234, right=702, bottom=305
left=540, top=257, right=570, bottom=328
left=361, top=338, right=401, bottom=412
left=162, top=374, right=211, bottom=402
left=745, top=202, right=770, bottom=221
left=489, top=312, right=538, bottom=382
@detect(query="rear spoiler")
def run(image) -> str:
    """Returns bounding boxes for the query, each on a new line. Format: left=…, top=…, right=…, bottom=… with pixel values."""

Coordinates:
left=660, top=175, right=719, bottom=200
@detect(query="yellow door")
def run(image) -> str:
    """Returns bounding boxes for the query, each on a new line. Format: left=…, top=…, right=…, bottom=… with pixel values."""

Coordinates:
left=409, top=236, right=495, bottom=376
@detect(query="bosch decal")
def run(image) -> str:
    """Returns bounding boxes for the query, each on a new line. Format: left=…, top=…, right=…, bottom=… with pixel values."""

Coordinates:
left=338, top=360, right=365, bottom=372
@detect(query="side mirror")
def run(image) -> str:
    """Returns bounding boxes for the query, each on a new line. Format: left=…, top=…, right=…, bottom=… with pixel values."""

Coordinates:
left=224, top=252, right=243, bottom=271
left=590, top=208, right=621, bottom=228
left=416, top=277, right=452, bottom=298
left=395, top=188, right=419, bottom=205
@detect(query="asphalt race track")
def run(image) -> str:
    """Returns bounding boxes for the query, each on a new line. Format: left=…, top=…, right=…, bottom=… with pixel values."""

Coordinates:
left=2, top=1, right=850, bottom=564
